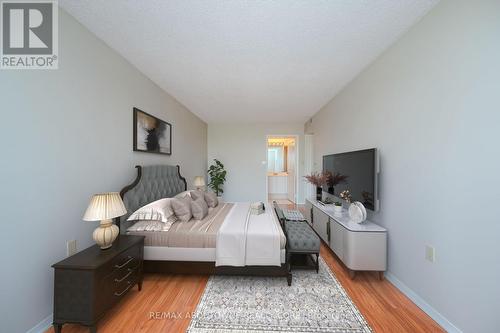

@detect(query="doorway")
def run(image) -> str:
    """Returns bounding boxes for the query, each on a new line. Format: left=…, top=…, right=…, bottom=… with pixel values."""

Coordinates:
left=266, top=135, right=298, bottom=205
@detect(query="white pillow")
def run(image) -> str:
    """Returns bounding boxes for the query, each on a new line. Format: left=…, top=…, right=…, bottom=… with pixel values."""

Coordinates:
left=127, top=220, right=171, bottom=232
left=127, top=198, right=177, bottom=224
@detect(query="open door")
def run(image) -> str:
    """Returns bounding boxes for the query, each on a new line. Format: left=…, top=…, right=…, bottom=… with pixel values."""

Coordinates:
left=267, top=136, right=298, bottom=205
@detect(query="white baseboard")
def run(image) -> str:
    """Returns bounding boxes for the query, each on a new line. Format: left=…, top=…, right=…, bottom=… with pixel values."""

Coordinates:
left=26, top=314, right=52, bottom=333
left=385, top=272, right=462, bottom=333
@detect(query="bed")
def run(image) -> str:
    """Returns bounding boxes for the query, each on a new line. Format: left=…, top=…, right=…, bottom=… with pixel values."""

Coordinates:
left=116, top=165, right=291, bottom=284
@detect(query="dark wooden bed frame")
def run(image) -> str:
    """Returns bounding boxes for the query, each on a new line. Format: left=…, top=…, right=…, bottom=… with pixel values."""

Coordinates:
left=116, top=165, right=292, bottom=285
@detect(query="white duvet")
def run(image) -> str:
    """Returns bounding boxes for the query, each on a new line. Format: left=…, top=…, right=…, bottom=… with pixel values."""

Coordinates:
left=215, top=202, right=282, bottom=267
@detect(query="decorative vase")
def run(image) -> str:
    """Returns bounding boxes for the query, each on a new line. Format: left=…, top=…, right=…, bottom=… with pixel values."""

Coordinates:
left=342, top=200, right=351, bottom=209
left=316, top=187, right=322, bottom=201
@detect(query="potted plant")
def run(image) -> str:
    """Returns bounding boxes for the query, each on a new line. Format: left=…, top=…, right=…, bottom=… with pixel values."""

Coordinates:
left=325, top=171, right=349, bottom=195
left=207, top=159, right=226, bottom=199
left=333, top=201, right=343, bottom=213
left=304, top=172, right=328, bottom=201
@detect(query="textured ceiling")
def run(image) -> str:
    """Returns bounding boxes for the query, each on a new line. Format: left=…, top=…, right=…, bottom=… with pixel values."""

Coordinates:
left=60, top=0, right=438, bottom=123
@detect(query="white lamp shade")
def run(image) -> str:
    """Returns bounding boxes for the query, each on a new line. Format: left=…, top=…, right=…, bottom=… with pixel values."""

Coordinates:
left=193, top=176, right=206, bottom=187
left=83, top=192, right=127, bottom=221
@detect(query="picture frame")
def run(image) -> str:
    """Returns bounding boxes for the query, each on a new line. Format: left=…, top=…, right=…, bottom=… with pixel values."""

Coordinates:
left=133, top=107, right=172, bottom=155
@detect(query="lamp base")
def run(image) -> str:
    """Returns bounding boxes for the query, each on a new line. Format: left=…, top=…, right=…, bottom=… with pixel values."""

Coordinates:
left=93, top=219, right=119, bottom=250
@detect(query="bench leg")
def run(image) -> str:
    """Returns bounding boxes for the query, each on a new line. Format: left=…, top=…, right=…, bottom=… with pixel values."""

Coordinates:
left=287, top=273, right=292, bottom=286
left=315, top=253, right=319, bottom=273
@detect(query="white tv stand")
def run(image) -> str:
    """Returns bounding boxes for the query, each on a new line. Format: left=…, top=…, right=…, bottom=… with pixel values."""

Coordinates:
left=305, top=197, right=387, bottom=279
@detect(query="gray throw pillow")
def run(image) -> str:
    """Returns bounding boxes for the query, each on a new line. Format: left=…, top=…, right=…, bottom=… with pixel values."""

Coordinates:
left=171, top=196, right=192, bottom=222
left=191, top=196, right=208, bottom=220
left=204, top=191, right=219, bottom=208
left=190, top=190, right=203, bottom=200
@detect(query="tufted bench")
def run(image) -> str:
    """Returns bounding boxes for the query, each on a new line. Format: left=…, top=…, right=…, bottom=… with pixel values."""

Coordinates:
left=284, top=220, right=320, bottom=274
left=273, top=203, right=320, bottom=286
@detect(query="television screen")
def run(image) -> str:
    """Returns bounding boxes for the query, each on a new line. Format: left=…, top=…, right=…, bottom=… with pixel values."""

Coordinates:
left=323, top=148, right=376, bottom=210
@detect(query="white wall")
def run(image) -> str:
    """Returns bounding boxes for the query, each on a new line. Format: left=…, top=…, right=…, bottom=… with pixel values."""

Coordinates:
left=0, top=9, right=207, bottom=333
left=308, top=1, right=500, bottom=332
left=208, top=123, right=305, bottom=204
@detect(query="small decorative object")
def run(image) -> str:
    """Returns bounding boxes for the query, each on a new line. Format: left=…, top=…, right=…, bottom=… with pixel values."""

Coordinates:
left=325, top=171, right=349, bottom=195
left=208, top=159, right=227, bottom=197
left=349, top=201, right=367, bottom=224
left=340, top=189, right=352, bottom=202
left=304, top=172, right=328, bottom=201
left=333, top=201, right=343, bottom=213
left=133, top=107, right=172, bottom=155
left=250, top=202, right=265, bottom=215
left=83, top=192, right=127, bottom=249
left=193, top=176, right=206, bottom=191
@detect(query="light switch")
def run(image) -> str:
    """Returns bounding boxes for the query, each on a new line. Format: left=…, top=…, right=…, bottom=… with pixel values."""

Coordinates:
left=425, top=245, right=435, bottom=263
left=67, top=240, right=77, bottom=257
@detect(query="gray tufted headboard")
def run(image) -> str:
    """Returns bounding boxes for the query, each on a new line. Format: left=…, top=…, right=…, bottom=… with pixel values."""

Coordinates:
left=117, top=165, right=187, bottom=232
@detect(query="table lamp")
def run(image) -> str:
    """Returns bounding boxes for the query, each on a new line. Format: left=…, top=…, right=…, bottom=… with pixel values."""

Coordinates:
left=193, top=176, right=206, bottom=191
left=83, top=192, right=127, bottom=249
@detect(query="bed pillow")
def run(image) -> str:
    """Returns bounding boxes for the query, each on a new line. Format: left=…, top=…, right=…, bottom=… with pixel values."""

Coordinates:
left=174, top=190, right=192, bottom=199
left=191, top=196, right=208, bottom=220
left=127, top=220, right=171, bottom=232
left=127, top=198, right=177, bottom=224
left=190, top=190, right=203, bottom=200
left=191, top=190, right=218, bottom=208
left=171, top=196, right=192, bottom=222
left=204, top=191, right=219, bottom=208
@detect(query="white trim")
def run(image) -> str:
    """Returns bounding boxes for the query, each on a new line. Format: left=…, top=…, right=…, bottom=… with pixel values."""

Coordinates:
left=26, top=314, right=52, bottom=333
left=385, top=271, right=462, bottom=333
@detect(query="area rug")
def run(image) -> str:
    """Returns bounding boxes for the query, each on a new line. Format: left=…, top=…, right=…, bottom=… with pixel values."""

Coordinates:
left=187, top=257, right=372, bottom=333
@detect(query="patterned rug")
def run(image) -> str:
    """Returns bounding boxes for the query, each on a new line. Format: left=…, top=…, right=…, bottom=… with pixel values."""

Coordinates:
left=187, top=257, right=372, bottom=333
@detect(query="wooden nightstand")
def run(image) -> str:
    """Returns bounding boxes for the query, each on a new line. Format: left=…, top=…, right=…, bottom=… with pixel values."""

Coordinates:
left=52, top=235, right=144, bottom=333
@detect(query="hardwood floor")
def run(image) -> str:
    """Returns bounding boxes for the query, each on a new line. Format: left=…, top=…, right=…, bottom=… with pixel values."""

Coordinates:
left=46, top=204, right=444, bottom=333
left=45, top=245, right=444, bottom=333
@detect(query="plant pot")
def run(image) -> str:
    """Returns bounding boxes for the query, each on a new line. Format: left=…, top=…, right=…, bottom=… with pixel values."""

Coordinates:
left=333, top=205, right=343, bottom=213
left=316, top=187, right=322, bottom=201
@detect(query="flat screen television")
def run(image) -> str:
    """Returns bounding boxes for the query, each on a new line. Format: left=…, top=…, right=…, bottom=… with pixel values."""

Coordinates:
left=322, top=148, right=378, bottom=211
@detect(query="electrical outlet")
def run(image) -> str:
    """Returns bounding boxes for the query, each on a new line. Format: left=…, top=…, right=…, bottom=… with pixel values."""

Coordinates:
left=425, top=245, right=435, bottom=263
left=67, top=240, right=77, bottom=257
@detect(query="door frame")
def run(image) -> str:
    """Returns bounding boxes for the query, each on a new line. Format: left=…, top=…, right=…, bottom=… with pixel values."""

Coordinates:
left=265, top=134, right=300, bottom=204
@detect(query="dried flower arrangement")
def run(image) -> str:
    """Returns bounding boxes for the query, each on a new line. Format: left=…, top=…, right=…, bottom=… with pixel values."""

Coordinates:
left=304, top=172, right=329, bottom=187
left=325, top=171, right=349, bottom=187
left=340, top=190, right=352, bottom=203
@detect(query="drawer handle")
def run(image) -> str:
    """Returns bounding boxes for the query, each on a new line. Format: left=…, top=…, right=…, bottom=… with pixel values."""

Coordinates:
left=115, top=256, right=133, bottom=269
left=114, top=281, right=132, bottom=297
left=114, top=268, right=133, bottom=283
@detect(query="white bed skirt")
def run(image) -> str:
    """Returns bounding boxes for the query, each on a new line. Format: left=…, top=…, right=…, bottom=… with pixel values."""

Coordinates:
left=144, top=246, right=286, bottom=264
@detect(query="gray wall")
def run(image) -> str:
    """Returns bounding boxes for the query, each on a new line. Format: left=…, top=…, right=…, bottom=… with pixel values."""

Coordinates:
left=0, top=9, right=207, bottom=333
left=308, top=1, right=500, bottom=332
left=208, top=123, right=305, bottom=204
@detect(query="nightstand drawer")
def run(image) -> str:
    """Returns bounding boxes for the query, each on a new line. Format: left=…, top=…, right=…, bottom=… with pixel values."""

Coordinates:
left=98, top=264, right=140, bottom=312
left=100, top=242, right=142, bottom=277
